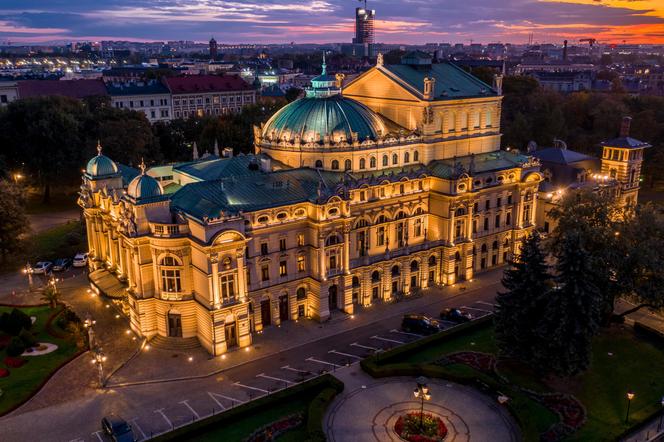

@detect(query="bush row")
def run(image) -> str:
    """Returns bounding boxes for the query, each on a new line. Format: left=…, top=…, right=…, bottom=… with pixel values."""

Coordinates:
left=151, top=374, right=343, bottom=441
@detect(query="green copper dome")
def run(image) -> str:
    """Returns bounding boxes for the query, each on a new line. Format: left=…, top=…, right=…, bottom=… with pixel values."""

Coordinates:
left=127, top=162, right=163, bottom=200
left=86, top=143, right=119, bottom=178
left=262, top=94, right=387, bottom=144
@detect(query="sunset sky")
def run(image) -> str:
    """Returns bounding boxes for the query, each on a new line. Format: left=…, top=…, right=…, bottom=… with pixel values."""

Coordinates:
left=1, top=0, right=663, bottom=45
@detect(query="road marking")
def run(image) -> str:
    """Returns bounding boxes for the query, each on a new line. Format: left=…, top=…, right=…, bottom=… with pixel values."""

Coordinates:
left=351, top=342, right=378, bottom=351
left=91, top=431, right=104, bottom=442
left=154, top=408, right=173, bottom=428
left=257, top=373, right=295, bottom=384
left=306, top=357, right=342, bottom=368
left=439, top=320, right=458, bottom=327
left=128, top=418, right=147, bottom=441
left=461, top=306, right=493, bottom=314
left=390, top=329, right=423, bottom=337
left=179, top=399, right=200, bottom=419
left=281, top=365, right=310, bottom=374
left=329, top=349, right=363, bottom=359
left=234, top=381, right=269, bottom=393
left=207, top=391, right=242, bottom=408
left=476, top=301, right=496, bottom=307
left=370, top=335, right=405, bottom=344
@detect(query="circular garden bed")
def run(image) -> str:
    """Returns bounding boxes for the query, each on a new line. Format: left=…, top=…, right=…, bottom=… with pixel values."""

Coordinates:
left=394, top=412, right=448, bottom=442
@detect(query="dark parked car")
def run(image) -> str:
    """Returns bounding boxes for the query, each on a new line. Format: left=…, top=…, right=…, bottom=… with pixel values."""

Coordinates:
left=401, top=314, right=441, bottom=335
left=101, top=415, right=134, bottom=442
left=440, top=308, right=473, bottom=324
left=52, top=258, right=72, bottom=272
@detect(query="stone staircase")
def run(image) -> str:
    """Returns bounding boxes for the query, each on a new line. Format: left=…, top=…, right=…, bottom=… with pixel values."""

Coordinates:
left=149, top=335, right=201, bottom=351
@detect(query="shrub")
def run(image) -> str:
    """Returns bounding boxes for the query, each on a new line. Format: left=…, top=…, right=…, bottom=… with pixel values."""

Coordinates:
left=19, top=328, right=38, bottom=348
left=0, top=368, right=9, bottom=378
left=65, top=230, right=82, bottom=246
left=0, top=309, right=32, bottom=336
left=4, top=356, right=27, bottom=368
left=6, top=336, right=26, bottom=357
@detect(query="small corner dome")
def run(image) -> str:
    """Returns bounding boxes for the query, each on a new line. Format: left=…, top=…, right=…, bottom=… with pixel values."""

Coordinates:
left=127, top=164, right=163, bottom=200
left=86, top=143, right=119, bottom=178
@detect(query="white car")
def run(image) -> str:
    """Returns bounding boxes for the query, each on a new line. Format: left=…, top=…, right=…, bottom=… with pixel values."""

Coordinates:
left=73, top=253, right=88, bottom=268
left=31, top=261, right=53, bottom=274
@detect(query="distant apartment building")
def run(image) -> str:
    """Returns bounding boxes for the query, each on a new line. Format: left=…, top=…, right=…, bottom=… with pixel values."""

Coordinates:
left=107, top=80, right=171, bottom=123
left=0, top=81, right=18, bottom=106
left=16, top=79, right=108, bottom=100
left=527, top=71, right=593, bottom=93
left=165, top=75, right=256, bottom=118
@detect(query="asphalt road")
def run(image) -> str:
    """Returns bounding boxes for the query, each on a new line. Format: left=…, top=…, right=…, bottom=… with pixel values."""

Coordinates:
left=1, top=276, right=501, bottom=442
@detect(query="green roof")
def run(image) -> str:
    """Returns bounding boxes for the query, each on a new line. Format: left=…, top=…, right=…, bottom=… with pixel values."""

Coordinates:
left=382, top=61, right=497, bottom=100
left=168, top=150, right=531, bottom=222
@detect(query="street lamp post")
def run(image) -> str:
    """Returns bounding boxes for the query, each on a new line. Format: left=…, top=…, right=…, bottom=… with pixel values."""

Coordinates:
left=657, top=396, right=664, bottom=433
left=92, top=347, right=106, bottom=387
left=625, top=390, right=635, bottom=424
left=23, top=263, right=33, bottom=290
left=413, top=376, right=431, bottom=433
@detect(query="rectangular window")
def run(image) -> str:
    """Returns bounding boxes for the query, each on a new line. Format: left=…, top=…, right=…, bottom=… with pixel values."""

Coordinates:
left=360, top=191, right=366, bottom=201
left=484, top=217, right=489, bottom=231
left=506, top=212, right=512, bottom=226
left=544, top=221, right=550, bottom=233
left=139, top=100, right=144, bottom=107
left=473, top=202, right=478, bottom=213
left=485, top=200, right=490, bottom=210
left=329, top=254, right=337, bottom=270
left=495, top=214, right=500, bottom=228
left=497, top=197, right=502, bottom=207
left=377, top=226, right=385, bottom=246
left=297, top=233, right=305, bottom=247
left=524, top=205, right=532, bottom=225
left=161, top=269, right=181, bottom=293
left=150, top=99, right=155, bottom=106
left=279, top=238, right=286, bottom=251
left=279, top=261, right=287, bottom=277
left=261, top=265, right=269, bottom=281
left=297, top=255, right=305, bottom=272
left=246, top=268, right=251, bottom=285
left=260, top=243, right=268, bottom=256
left=473, top=219, right=477, bottom=233
left=414, top=218, right=422, bottom=237
left=508, top=194, right=513, bottom=205
left=220, top=274, right=235, bottom=303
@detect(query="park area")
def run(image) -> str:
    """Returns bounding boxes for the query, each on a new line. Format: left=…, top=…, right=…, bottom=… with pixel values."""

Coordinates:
left=361, top=317, right=664, bottom=441
left=0, top=304, right=85, bottom=416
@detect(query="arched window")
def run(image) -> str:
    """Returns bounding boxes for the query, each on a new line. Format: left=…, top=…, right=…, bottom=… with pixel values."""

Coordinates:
left=392, top=153, right=398, bottom=165
left=481, top=244, right=488, bottom=253
left=370, top=156, right=376, bottom=168
left=395, top=211, right=407, bottom=220
left=371, top=271, right=381, bottom=283
left=414, top=151, right=419, bottom=162
left=331, top=160, right=339, bottom=170
left=160, top=256, right=182, bottom=293
left=503, top=237, right=509, bottom=247
left=377, top=214, right=388, bottom=224
left=326, top=234, right=341, bottom=246
left=428, top=255, right=437, bottom=266
left=454, top=251, right=461, bottom=261
left=455, top=208, right=466, bottom=216
left=359, top=158, right=366, bottom=169
left=382, top=155, right=388, bottom=167
left=315, top=160, right=323, bottom=168
left=356, top=218, right=369, bottom=228
left=344, top=159, right=352, bottom=171
left=492, top=240, right=499, bottom=250
left=404, top=152, right=410, bottom=163
left=448, top=112, right=456, bottom=131
left=391, top=265, right=400, bottom=277
left=352, top=276, right=360, bottom=287
left=410, top=260, right=419, bottom=271
left=296, top=287, right=306, bottom=300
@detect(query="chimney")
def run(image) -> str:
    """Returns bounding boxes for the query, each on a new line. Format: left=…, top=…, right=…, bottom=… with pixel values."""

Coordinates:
left=423, top=77, right=435, bottom=100
left=620, top=116, right=632, bottom=137
left=562, top=40, right=568, bottom=62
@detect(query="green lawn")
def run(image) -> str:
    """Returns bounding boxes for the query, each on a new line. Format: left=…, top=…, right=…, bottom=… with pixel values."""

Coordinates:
left=384, top=323, right=664, bottom=441
left=0, top=306, right=80, bottom=416
left=25, top=190, right=79, bottom=215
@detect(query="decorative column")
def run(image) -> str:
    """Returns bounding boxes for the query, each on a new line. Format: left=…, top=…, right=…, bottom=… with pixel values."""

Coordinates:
left=343, top=226, right=351, bottom=275
left=466, top=202, right=474, bottom=240
left=236, top=248, right=247, bottom=302
left=318, top=233, right=326, bottom=281
left=517, top=190, right=525, bottom=228
left=447, top=205, right=456, bottom=246
left=210, top=255, right=220, bottom=308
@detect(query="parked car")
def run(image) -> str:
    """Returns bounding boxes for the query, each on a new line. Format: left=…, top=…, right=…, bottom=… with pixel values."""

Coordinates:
left=440, top=308, right=473, bottom=324
left=30, top=261, right=53, bottom=274
left=72, top=253, right=88, bottom=268
left=401, top=314, right=441, bottom=335
left=52, top=258, right=72, bottom=272
left=101, top=415, right=135, bottom=442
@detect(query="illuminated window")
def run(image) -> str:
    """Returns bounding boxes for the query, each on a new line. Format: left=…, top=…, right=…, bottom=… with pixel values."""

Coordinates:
left=297, top=255, right=305, bottom=272
left=331, top=160, right=339, bottom=170
left=370, top=157, right=376, bottom=168
left=279, top=261, right=287, bottom=277
left=220, top=274, right=236, bottom=303
left=160, top=256, right=181, bottom=293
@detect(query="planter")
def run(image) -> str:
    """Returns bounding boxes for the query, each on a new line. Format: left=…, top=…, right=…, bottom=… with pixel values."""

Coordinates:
left=394, top=412, right=448, bottom=442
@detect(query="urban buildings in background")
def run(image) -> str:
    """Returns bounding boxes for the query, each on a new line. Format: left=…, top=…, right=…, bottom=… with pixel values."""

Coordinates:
left=78, top=51, right=647, bottom=355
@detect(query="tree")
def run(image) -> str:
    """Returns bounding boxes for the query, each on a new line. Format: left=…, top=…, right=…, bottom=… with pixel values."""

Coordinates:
left=41, top=284, right=60, bottom=309
left=537, top=232, right=601, bottom=376
left=0, top=180, right=29, bottom=262
left=285, top=87, right=303, bottom=102
left=494, top=231, right=552, bottom=366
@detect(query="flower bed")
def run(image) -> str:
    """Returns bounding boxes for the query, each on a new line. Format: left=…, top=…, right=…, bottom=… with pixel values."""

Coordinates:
left=244, top=412, right=304, bottom=442
left=4, top=356, right=27, bottom=368
left=438, top=351, right=496, bottom=373
left=0, top=368, right=9, bottom=378
left=394, top=412, right=448, bottom=442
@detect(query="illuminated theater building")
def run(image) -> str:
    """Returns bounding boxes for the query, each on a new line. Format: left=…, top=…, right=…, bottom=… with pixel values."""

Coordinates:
left=80, top=52, right=558, bottom=354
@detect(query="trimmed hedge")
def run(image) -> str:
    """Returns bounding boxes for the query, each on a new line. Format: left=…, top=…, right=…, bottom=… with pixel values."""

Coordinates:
left=152, top=374, right=343, bottom=441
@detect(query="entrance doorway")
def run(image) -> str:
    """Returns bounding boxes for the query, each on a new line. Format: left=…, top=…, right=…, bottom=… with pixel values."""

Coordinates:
left=328, top=285, right=338, bottom=311
left=392, top=280, right=398, bottom=295
left=261, top=300, right=271, bottom=326
left=168, top=313, right=182, bottom=337
left=225, top=322, right=237, bottom=348
left=279, top=295, right=289, bottom=321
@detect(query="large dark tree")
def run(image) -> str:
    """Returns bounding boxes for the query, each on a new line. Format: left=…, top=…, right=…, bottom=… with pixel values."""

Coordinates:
left=495, top=231, right=552, bottom=366
left=0, top=180, right=29, bottom=262
left=537, top=232, right=601, bottom=376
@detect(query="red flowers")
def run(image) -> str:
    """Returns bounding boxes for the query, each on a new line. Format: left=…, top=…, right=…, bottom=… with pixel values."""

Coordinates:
left=4, top=356, right=27, bottom=368
left=0, top=368, right=9, bottom=377
left=394, top=412, right=448, bottom=442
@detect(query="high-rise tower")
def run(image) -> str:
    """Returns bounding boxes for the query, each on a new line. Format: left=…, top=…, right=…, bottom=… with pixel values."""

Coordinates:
left=209, top=37, right=218, bottom=59
left=353, top=4, right=375, bottom=45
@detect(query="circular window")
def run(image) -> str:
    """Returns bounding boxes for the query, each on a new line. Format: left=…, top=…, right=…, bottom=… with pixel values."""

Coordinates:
left=485, top=177, right=493, bottom=184
left=276, top=212, right=287, bottom=220
left=497, top=175, right=504, bottom=182
left=328, top=208, right=339, bottom=217
left=457, top=183, right=466, bottom=192
left=294, top=208, right=306, bottom=217
left=474, top=180, right=481, bottom=187
left=508, top=173, right=515, bottom=180
left=257, top=215, right=269, bottom=223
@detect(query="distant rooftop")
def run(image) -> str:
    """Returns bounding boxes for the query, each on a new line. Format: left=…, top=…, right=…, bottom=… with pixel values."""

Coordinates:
left=17, top=79, right=108, bottom=99
left=106, top=80, right=170, bottom=96
left=164, top=75, right=251, bottom=94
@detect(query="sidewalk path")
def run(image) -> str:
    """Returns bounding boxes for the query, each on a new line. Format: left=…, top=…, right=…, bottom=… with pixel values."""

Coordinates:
left=325, top=365, right=520, bottom=442
left=28, top=209, right=81, bottom=234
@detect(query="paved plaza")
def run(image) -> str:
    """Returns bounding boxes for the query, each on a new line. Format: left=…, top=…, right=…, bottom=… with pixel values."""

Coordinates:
left=326, top=368, right=520, bottom=442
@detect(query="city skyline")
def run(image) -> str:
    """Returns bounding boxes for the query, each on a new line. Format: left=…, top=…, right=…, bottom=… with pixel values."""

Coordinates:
left=1, top=0, right=663, bottom=46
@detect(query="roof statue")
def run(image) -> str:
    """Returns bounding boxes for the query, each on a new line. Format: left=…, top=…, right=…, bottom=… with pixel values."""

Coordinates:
left=214, top=139, right=220, bottom=157
left=193, top=141, right=199, bottom=160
